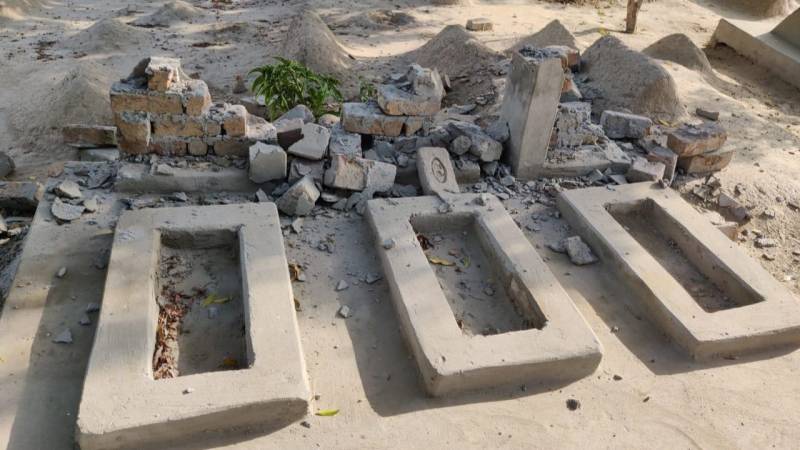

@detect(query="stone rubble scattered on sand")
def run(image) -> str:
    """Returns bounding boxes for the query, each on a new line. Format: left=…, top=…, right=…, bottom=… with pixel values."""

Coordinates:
left=562, top=236, right=598, bottom=265
left=53, top=328, right=73, bottom=344
left=337, top=305, right=352, bottom=318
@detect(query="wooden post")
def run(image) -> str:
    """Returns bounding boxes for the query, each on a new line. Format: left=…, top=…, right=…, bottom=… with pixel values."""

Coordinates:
left=626, top=0, right=644, bottom=34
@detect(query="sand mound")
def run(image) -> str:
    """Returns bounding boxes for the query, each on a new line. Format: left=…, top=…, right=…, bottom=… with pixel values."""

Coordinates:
left=412, top=25, right=504, bottom=77
left=510, top=20, right=578, bottom=52
left=581, top=35, right=684, bottom=121
left=716, top=0, right=796, bottom=17
left=58, top=18, right=149, bottom=54
left=12, top=62, right=114, bottom=146
left=131, top=0, right=204, bottom=28
left=281, top=11, right=353, bottom=78
left=328, top=10, right=416, bottom=31
left=0, top=0, right=45, bottom=21
left=643, top=33, right=713, bottom=74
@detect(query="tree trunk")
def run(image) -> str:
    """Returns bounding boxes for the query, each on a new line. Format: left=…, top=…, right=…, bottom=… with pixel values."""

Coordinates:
left=626, top=0, right=644, bottom=34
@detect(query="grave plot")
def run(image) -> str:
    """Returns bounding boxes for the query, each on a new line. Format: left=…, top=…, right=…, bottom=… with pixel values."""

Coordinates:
left=558, top=183, right=800, bottom=360
left=365, top=194, right=602, bottom=397
left=77, top=204, right=309, bottom=450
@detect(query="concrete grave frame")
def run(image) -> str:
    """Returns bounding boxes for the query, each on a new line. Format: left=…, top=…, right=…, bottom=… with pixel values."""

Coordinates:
left=365, top=194, right=602, bottom=396
left=557, top=183, right=800, bottom=360
left=77, top=204, right=310, bottom=449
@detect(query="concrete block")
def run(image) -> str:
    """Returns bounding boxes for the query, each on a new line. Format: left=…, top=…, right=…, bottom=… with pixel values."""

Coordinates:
left=626, top=157, right=666, bottom=182
left=677, top=148, right=734, bottom=174
left=416, top=147, right=459, bottom=195
left=377, top=65, right=444, bottom=116
left=365, top=195, right=602, bottom=396
left=557, top=183, right=800, bottom=360
left=341, top=102, right=408, bottom=137
left=453, top=158, right=481, bottom=184
left=115, top=163, right=257, bottom=193
left=500, top=52, right=564, bottom=179
left=187, top=139, right=208, bottom=156
left=466, top=18, right=493, bottom=31
left=276, top=175, right=320, bottom=216
left=153, top=115, right=205, bottom=138
left=667, top=123, right=727, bottom=157
left=288, top=159, right=325, bottom=184
left=182, top=80, right=212, bottom=116
left=600, top=110, right=653, bottom=139
left=145, top=56, right=181, bottom=92
left=115, top=111, right=151, bottom=155
left=446, top=122, right=503, bottom=162
left=328, top=124, right=362, bottom=157
left=277, top=104, right=315, bottom=124
left=62, top=125, right=117, bottom=148
left=644, top=145, right=678, bottom=181
left=110, top=82, right=183, bottom=115
left=544, top=45, right=581, bottom=72
left=324, top=154, right=396, bottom=193
left=148, top=138, right=187, bottom=156
left=76, top=204, right=310, bottom=449
left=274, top=118, right=305, bottom=149
left=287, top=123, right=331, bottom=161
left=222, top=104, right=248, bottom=137
left=0, top=181, right=43, bottom=212
left=249, top=143, right=287, bottom=183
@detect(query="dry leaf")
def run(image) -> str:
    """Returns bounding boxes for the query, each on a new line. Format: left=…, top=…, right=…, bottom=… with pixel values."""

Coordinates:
left=428, top=256, right=455, bottom=266
left=202, top=293, right=230, bottom=307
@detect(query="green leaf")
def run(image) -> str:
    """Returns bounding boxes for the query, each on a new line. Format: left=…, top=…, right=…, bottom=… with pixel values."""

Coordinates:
left=316, top=409, right=339, bottom=417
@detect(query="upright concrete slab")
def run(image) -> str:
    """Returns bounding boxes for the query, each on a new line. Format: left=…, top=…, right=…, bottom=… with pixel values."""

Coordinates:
left=557, top=183, right=800, bottom=360
left=416, top=147, right=459, bottom=195
left=77, top=204, right=310, bottom=449
left=500, top=52, right=565, bottom=180
left=365, top=194, right=602, bottom=396
left=712, top=12, right=800, bottom=90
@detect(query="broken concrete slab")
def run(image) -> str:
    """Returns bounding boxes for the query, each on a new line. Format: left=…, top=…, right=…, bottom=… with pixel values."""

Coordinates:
left=324, top=155, right=397, bottom=193
left=377, top=64, right=444, bottom=116
left=557, top=182, right=800, bottom=360
left=278, top=104, right=315, bottom=124
left=446, top=121, right=503, bottom=162
left=678, top=148, right=734, bottom=174
left=62, top=125, right=118, bottom=148
left=712, top=11, right=800, bottom=90
left=274, top=117, right=305, bottom=149
left=115, top=163, right=257, bottom=193
left=600, top=111, right=653, bottom=139
left=249, top=142, right=287, bottom=183
left=626, top=157, right=666, bottom=182
left=287, top=123, right=331, bottom=160
left=328, top=124, right=362, bottom=157
left=276, top=175, right=320, bottom=216
left=667, top=123, right=727, bottom=157
left=643, top=144, right=678, bottom=181
left=77, top=204, right=310, bottom=449
left=416, top=147, right=459, bottom=195
left=365, top=194, right=602, bottom=396
left=341, top=102, right=417, bottom=137
left=500, top=51, right=564, bottom=179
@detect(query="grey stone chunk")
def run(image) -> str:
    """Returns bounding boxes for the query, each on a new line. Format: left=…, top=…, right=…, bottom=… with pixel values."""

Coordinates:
left=466, top=18, right=493, bottom=31
left=278, top=104, right=315, bottom=124
left=417, top=147, right=459, bottom=195
left=249, top=143, right=287, bottom=183
left=62, top=125, right=117, bottom=148
left=600, top=110, right=653, bottom=139
left=0, top=181, right=43, bottom=212
left=55, top=180, right=83, bottom=199
left=341, top=102, right=407, bottom=137
left=377, top=64, right=444, bottom=116
left=80, top=148, right=120, bottom=162
left=644, top=145, right=678, bottom=181
left=53, top=328, right=73, bottom=344
left=288, top=159, right=325, bottom=184
left=446, top=122, right=503, bottom=162
left=83, top=197, right=99, bottom=213
left=563, top=236, right=598, bottom=265
left=554, top=102, right=605, bottom=148
left=287, top=123, right=331, bottom=161
left=449, top=135, right=471, bottom=156
left=274, top=118, right=305, bottom=149
left=51, top=198, right=85, bottom=222
left=0, top=152, right=14, bottom=179
left=626, top=157, right=666, bottom=183
left=324, top=155, right=396, bottom=193
left=328, top=124, right=362, bottom=157
left=276, top=175, right=320, bottom=216
left=453, top=158, right=481, bottom=184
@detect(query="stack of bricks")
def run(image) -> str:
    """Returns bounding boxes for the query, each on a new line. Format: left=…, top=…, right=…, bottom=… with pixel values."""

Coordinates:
left=667, top=122, right=730, bottom=174
left=111, top=57, right=276, bottom=157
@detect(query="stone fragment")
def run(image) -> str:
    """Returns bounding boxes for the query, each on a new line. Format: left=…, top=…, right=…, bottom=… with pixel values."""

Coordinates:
left=446, top=122, right=503, bottom=162
left=755, top=237, right=777, bottom=248
left=677, top=148, right=734, bottom=174
left=324, top=155, right=397, bottom=193
left=544, top=45, right=581, bottom=71
left=110, top=81, right=183, bottom=115
left=83, top=197, right=99, bottom=213
left=449, top=135, right=471, bottom=156
left=644, top=145, right=678, bottom=181
left=51, top=198, right=85, bottom=222
left=278, top=105, right=315, bottom=124
left=500, top=52, right=564, bottom=178
left=276, top=175, right=320, bottom=216
left=600, top=110, right=653, bottom=139
left=341, top=102, right=407, bottom=137
left=337, top=305, right=351, bottom=318
left=377, top=64, right=444, bottom=116
left=554, top=102, right=605, bottom=148
left=336, top=280, right=349, bottom=291
left=182, top=79, right=212, bottom=116
left=328, top=124, right=362, bottom=157
left=0, top=152, right=13, bottom=179
left=249, top=143, right=287, bottom=183
left=453, top=158, right=481, bottom=184
left=466, top=18, right=493, bottom=31
left=0, top=181, right=43, bottom=212
left=274, top=118, right=305, bottom=149
left=80, top=148, right=120, bottom=162
left=241, top=96, right=267, bottom=118
left=417, top=147, right=459, bottom=195
left=626, top=158, right=666, bottom=183
left=115, top=111, right=151, bottom=154
left=317, top=114, right=340, bottom=128
left=560, top=81, right=583, bottom=102
left=667, top=123, right=727, bottom=157
left=288, top=159, right=325, bottom=184
left=696, top=108, right=720, bottom=121
left=53, top=328, right=73, bottom=344
left=55, top=180, right=82, bottom=199
left=288, top=123, right=331, bottom=160
left=222, top=104, right=248, bottom=137
left=63, top=125, right=118, bottom=148
left=563, top=236, right=598, bottom=265
left=145, top=56, right=181, bottom=92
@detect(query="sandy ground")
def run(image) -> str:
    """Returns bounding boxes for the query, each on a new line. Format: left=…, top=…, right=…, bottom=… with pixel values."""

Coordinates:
left=0, top=0, right=799, bottom=449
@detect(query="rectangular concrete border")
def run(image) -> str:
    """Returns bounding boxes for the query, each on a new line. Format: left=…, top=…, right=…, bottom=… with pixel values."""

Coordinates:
left=365, top=194, right=602, bottom=396
left=77, top=203, right=309, bottom=449
left=557, top=182, right=800, bottom=360
left=115, top=162, right=258, bottom=193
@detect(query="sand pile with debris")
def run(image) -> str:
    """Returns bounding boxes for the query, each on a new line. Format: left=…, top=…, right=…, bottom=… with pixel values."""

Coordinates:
left=0, top=0, right=44, bottom=21
left=327, top=9, right=416, bottom=31
left=720, top=0, right=796, bottom=17
left=131, top=0, right=204, bottom=28
left=581, top=35, right=685, bottom=121
left=509, top=19, right=578, bottom=52
left=57, top=17, right=149, bottom=54
left=12, top=62, right=114, bottom=144
left=643, top=33, right=713, bottom=75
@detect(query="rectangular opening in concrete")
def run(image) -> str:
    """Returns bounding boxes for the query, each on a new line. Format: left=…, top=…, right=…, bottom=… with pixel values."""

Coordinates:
left=153, top=228, right=247, bottom=379
left=606, top=199, right=765, bottom=313
left=410, top=213, right=546, bottom=336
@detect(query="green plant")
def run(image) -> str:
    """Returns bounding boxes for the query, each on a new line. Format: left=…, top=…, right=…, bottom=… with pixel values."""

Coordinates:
left=249, top=57, right=343, bottom=120
left=358, top=77, right=377, bottom=102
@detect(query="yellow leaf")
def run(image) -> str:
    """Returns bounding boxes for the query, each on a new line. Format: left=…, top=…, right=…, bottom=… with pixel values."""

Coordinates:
left=428, top=256, right=455, bottom=266
left=202, top=293, right=230, bottom=307
left=316, top=409, right=339, bottom=417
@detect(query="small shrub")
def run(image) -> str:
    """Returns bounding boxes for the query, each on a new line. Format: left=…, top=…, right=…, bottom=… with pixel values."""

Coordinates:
left=358, top=77, right=377, bottom=102
left=249, top=57, right=343, bottom=120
